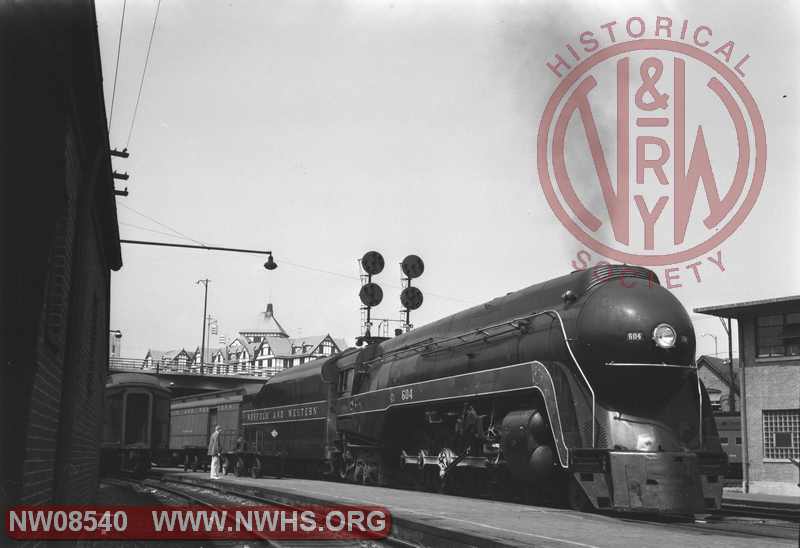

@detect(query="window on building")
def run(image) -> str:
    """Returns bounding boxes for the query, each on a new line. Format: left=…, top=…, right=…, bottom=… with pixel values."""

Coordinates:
left=757, top=313, right=800, bottom=358
left=736, top=437, right=742, bottom=445
left=720, top=437, right=729, bottom=444
left=762, top=409, right=800, bottom=460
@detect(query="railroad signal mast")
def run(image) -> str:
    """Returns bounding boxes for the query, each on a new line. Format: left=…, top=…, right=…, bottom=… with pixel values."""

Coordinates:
left=400, top=255, right=424, bottom=333
left=357, top=251, right=424, bottom=345
left=357, top=251, right=385, bottom=346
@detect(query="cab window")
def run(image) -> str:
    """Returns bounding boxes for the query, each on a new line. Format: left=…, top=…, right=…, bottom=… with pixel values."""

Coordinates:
left=337, top=369, right=352, bottom=395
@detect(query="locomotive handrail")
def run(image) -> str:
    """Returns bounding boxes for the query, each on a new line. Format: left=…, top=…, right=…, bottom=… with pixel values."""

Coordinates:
left=539, top=309, right=596, bottom=449
left=360, top=308, right=597, bottom=448
left=604, top=362, right=694, bottom=368
left=696, top=366, right=703, bottom=447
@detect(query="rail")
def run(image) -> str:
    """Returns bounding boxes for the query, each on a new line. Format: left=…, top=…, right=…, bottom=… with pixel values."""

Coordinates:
left=111, top=474, right=419, bottom=546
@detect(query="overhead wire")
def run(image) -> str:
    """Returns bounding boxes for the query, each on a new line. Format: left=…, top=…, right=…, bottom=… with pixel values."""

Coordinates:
left=119, top=222, right=198, bottom=241
left=119, top=203, right=208, bottom=247
left=106, top=1, right=468, bottom=305
left=118, top=206, right=470, bottom=304
left=125, top=0, right=163, bottom=148
left=107, top=0, right=127, bottom=132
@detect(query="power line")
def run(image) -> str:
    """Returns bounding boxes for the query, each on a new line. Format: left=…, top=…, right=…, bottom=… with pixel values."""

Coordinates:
left=125, top=0, right=163, bottom=148
left=119, top=203, right=208, bottom=247
left=119, top=221, right=194, bottom=240
left=118, top=206, right=469, bottom=304
left=108, top=0, right=127, bottom=132
left=278, top=259, right=468, bottom=304
left=279, top=259, right=360, bottom=281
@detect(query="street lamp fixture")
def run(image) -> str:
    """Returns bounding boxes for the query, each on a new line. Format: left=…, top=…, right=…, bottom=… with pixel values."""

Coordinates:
left=119, top=239, right=278, bottom=271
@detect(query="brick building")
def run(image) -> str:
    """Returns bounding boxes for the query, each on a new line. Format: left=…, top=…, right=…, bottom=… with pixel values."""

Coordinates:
left=0, top=1, right=122, bottom=507
left=696, top=296, right=800, bottom=496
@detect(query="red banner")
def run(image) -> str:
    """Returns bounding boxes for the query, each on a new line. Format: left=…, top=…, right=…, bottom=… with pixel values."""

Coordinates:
left=6, top=505, right=391, bottom=540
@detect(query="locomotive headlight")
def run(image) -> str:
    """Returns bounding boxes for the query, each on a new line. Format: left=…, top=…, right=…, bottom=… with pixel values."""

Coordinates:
left=653, top=323, right=677, bottom=348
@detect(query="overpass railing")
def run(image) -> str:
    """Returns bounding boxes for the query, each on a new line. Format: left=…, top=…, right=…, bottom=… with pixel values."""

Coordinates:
left=108, top=357, right=274, bottom=378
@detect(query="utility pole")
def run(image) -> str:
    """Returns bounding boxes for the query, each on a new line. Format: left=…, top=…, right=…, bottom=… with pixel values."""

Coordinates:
left=196, top=279, right=210, bottom=376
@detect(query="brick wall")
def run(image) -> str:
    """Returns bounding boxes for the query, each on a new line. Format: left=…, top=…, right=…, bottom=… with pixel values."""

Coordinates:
left=0, top=0, right=122, bottom=511
left=739, top=314, right=800, bottom=496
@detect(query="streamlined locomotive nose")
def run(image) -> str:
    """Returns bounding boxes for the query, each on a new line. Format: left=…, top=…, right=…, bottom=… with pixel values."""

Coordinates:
left=575, top=277, right=696, bottom=367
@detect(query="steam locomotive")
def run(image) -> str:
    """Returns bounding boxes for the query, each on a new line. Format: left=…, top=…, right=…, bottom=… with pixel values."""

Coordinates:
left=239, top=264, right=726, bottom=515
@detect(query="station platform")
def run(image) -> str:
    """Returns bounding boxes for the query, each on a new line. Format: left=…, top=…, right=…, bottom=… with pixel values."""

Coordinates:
left=723, top=488, right=800, bottom=508
left=155, top=469, right=796, bottom=547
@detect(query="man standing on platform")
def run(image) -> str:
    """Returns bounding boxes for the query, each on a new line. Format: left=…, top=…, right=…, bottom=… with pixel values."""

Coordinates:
left=208, top=425, right=222, bottom=479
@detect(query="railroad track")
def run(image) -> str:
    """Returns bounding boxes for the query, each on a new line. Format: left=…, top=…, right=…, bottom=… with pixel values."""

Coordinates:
left=105, top=476, right=414, bottom=547
left=107, top=473, right=799, bottom=546
left=718, top=501, right=799, bottom=523
left=175, top=475, right=798, bottom=545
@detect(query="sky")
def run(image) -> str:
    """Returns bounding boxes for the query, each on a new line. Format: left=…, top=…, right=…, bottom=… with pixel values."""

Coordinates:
left=98, top=0, right=800, bottom=360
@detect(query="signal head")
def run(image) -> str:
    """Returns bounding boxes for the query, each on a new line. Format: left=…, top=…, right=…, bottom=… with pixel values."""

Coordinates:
left=400, top=286, right=424, bottom=310
left=361, top=251, right=385, bottom=275
left=359, top=282, right=384, bottom=307
left=401, top=255, right=424, bottom=279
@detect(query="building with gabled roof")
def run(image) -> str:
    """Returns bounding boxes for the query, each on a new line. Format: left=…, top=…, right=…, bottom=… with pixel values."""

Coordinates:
left=240, top=303, right=289, bottom=342
left=144, top=303, right=348, bottom=378
left=143, top=349, right=166, bottom=369
left=697, top=355, right=740, bottom=413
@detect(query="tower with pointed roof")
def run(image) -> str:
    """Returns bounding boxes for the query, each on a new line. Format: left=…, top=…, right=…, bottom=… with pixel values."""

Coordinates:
left=240, top=303, right=289, bottom=344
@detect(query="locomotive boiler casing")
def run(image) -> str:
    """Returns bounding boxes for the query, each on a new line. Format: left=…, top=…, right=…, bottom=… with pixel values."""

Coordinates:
left=248, top=264, right=726, bottom=515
